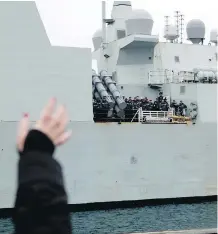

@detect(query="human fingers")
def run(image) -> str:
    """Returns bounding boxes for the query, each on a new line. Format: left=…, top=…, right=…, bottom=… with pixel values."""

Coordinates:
left=40, top=98, right=56, bottom=121
left=34, top=99, right=71, bottom=146
left=17, top=113, right=30, bottom=152
left=55, top=130, right=72, bottom=146
left=50, top=105, right=69, bottom=137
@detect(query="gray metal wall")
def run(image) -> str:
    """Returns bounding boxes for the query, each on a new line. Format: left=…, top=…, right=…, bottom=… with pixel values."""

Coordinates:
left=0, top=1, right=93, bottom=122
left=163, top=84, right=217, bottom=123
left=154, top=43, right=217, bottom=71
left=115, top=47, right=154, bottom=84
left=0, top=1, right=50, bottom=49
left=0, top=122, right=216, bottom=208
left=117, top=48, right=153, bottom=66
left=117, top=85, right=159, bottom=100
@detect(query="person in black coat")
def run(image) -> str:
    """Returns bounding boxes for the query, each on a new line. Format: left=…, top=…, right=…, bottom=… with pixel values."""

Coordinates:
left=13, top=98, right=73, bottom=234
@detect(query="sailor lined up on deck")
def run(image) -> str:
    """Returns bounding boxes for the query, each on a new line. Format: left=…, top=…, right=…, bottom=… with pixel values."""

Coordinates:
left=171, top=100, right=187, bottom=116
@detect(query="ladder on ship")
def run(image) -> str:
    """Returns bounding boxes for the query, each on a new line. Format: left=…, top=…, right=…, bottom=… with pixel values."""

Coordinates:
left=131, top=108, right=174, bottom=123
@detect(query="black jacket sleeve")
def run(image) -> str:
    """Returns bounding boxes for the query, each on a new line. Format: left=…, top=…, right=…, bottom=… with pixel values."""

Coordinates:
left=13, top=130, right=72, bottom=234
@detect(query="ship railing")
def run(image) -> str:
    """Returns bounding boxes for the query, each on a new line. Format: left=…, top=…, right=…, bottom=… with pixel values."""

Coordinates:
left=149, top=70, right=198, bottom=84
left=131, top=108, right=174, bottom=123
left=148, top=70, right=173, bottom=85
left=173, top=71, right=195, bottom=83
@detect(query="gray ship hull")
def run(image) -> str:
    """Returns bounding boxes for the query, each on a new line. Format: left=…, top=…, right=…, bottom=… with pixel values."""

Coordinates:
left=0, top=1, right=217, bottom=212
left=0, top=122, right=216, bottom=208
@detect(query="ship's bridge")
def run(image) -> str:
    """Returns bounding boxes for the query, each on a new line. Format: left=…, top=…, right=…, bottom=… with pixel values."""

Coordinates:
left=119, top=34, right=159, bottom=49
left=131, top=108, right=191, bottom=124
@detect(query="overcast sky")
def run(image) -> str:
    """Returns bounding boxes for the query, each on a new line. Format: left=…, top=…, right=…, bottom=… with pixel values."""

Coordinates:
left=5, top=0, right=217, bottom=48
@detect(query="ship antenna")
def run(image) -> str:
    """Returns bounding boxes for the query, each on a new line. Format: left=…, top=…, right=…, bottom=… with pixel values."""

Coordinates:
left=174, top=10, right=180, bottom=43
left=102, top=1, right=107, bottom=48
left=179, top=13, right=184, bottom=43
left=164, top=16, right=170, bottom=42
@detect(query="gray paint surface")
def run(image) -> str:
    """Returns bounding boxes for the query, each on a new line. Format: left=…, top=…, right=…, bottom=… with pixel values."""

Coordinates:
left=0, top=0, right=217, bottom=211
left=0, top=122, right=216, bottom=208
left=164, top=84, right=217, bottom=123
left=117, top=48, right=154, bottom=65
left=0, top=1, right=50, bottom=49
left=0, top=1, right=93, bottom=122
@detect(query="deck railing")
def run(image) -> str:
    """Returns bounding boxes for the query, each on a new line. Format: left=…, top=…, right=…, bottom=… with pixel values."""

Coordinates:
left=131, top=108, right=174, bottom=123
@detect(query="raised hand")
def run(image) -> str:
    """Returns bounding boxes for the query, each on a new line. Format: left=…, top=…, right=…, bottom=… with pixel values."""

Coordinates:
left=17, top=98, right=72, bottom=152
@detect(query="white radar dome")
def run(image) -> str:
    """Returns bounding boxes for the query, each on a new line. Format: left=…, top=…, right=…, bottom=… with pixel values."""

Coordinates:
left=210, top=29, right=218, bottom=44
left=125, top=9, right=154, bottom=36
left=164, top=25, right=179, bottom=41
left=92, top=29, right=103, bottom=50
left=186, top=19, right=205, bottom=44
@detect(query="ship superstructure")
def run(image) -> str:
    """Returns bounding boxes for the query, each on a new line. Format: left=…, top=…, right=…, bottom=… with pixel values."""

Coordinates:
left=0, top=1, right=217, bottom=209
left=92, top=1, right=217, bottom=124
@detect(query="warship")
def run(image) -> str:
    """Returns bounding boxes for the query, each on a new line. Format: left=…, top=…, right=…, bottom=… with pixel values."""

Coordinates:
left=0, top=1, right=217, bottom=211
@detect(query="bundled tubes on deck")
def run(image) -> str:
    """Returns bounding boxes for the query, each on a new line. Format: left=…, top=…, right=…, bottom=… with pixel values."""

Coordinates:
left=94, top=92, right=101, bottom=100
left=100, top=70, right=127, bottom=110
left=115, top=105, right=125, bottom=118
left=107, top=108, right=114, bottom=118
left=92, top=70, right=114, bottom=108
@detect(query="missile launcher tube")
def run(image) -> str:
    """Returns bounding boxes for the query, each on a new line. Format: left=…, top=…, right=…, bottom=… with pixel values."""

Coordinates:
left=92, top=74, right=114, bottom=108
left=100, top=70, right=127, bottom=110
left=94, top=92, right=101, bottom=100
left=115, top=105, right=125, bottom=118
left=107, top=108, right=114, bottom=118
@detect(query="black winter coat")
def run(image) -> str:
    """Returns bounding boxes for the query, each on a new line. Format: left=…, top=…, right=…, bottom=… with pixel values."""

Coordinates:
left=13, top=130, right=72, bottom=234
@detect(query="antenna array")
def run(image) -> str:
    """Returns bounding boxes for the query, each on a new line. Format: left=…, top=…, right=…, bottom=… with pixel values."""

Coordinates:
left=175, top=11, right=180, bottom=43
left=174, top=11, right=185, bottom=44
left=179, top=14, right=184, bottom=43
left=164, top=16, right=170, bottom=42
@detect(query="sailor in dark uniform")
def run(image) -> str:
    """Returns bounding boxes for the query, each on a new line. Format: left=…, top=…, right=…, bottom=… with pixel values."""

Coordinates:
left=152, top=101, right=159, bottom=111
left=163, top=97, right=169, bottom=110
left=128, top=97, right=132, bottom=104
left=158, top=91, right=164, bottom=103
left=144, top=97, right=148, bottom=103
left=170, top=100, right=178, bottom=114
left=147, top=100, right=153, bottom=110
left=178, top=100, right=187, bottom=116
left=159, top=100, right=164, bottom=111
left=160, top=100, right=169, bottom=111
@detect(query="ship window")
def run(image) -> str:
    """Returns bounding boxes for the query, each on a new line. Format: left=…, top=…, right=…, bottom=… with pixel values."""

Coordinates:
left=117, top=30, right=126, bottom=39
left=149, top=57, right=152, bottom=60
left=175, top=56, right=180, bottom=63
left=180, top=85, right=186, bottom=94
